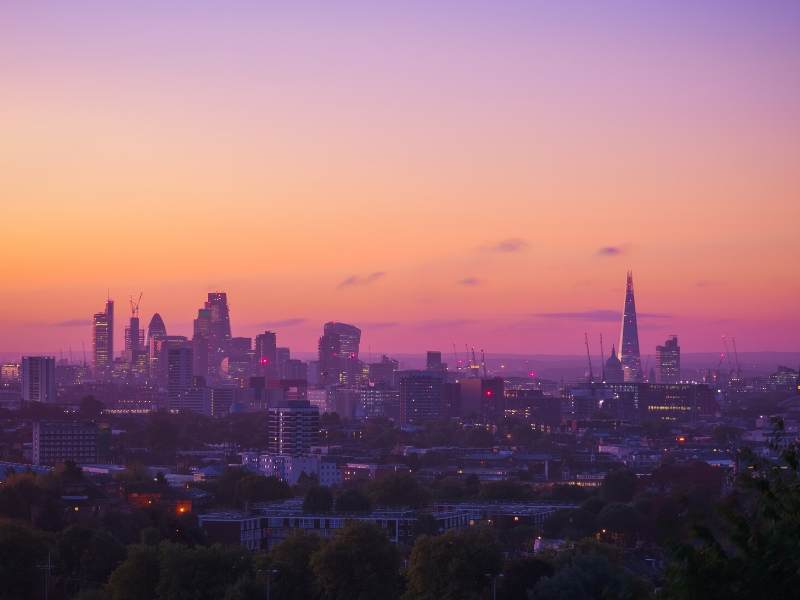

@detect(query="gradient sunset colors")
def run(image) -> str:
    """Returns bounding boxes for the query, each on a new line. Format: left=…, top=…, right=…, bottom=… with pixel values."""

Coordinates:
left=1, top=1, right=798, bottom=355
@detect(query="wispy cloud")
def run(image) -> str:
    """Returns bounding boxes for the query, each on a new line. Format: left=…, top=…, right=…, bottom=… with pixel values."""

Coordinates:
left=533, top=310, right=621, bottom=322
left=53, top=318, right=91, bottom=327
left=595, top=246, right=623, bottom=257
left=337, top=271, right=386, bottom=289
left=417, top=318, right=478, bottom=329
left=261, top=318, right=307, bottom=328
left=457, top=277, right=481, bottom=286
left=362, top=321, right=400, bottom=330
left=533, top=310, right=671, bottom=321
left=483, top=238, right=528, bottom=253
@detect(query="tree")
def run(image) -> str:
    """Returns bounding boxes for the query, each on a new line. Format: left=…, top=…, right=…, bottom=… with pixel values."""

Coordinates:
left=155, top=542, right=255, bottom=600
left=497, top=556, right=553, bottom=600
left=80, top=395, right=106, bottom=419
left=334, top=488, right=371, bottom=513
left=596, top=503, right=643, bottom=541
left=57, top=526, right=126, bottom=590
left=268, top=531, right=323, bottom=600
left=532, top=551, right=651, bottom=600
left=0, top=521, right=50, bottom=600
left=311, top=521, right=400, bottom=600
left=600, top=467, right=637, bottom=503
left=404, top=527, right=502, bottom=600
left=235, top=475, right=292, bottom=507
left=366, top=472, right=428, bottom=508
left=662, top=422, right=800, bottom=599
left=542, top=507, right=597, bottom=540
left=107, top=544, right=160, bottom=600
left=303, top=486, right=334, bottom=513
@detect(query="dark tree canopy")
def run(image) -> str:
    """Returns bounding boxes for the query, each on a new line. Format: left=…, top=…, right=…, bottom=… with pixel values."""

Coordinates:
left=311, top=522, right=400, bottom=600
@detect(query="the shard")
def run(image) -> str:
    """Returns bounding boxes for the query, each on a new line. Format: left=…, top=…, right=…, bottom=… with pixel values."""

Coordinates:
left=618, top=271, right=643, bottom=382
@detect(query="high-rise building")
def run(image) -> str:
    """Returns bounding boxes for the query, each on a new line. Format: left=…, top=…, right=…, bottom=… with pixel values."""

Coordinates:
left=360, top=384, right=400, bottom=420
left=33, top=421, right=99, bottom=466
left=656, top=335, right=680, bottom=383
left=125, top=316, right=145, bottom=365
left=206, top=292, right=232, bottom=344
left=92, top=298, right=114, bottom=377
left=618, top=272, right=643, bottom=382
left=255, top=331, right=278, bottom=376
left=266, top=400, right=320, bottom=455
left=318, top=322, right=361, bottom=386
left=459, top=377, right=504, bottom=419
left=368, top=355, right=398, bottom=388
left=604, top=346, right=624, bottom=383
left=21, top=356, right=56, bottom=403
left=146, top=313, right=167, bottom=347
left=399, top=370, right=443, bottom=426
left=167, top=343, right=194, bottom=407
left=426, top=351, right=445, bottom=372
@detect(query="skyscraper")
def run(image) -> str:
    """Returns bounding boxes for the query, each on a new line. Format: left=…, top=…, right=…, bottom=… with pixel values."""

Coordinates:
left=618, top=272, right=643, bottom=382
left=318, top=322, right=361, bottom=386
left=255, top=331, right=277, bottom=376
left=167, top=342, right=194, bottom=408
left=426, top=351, right=445, bottom=372
left=267, top=400, right=320, bottom=455
left=146, top=313, right=167, bottom=348
left=206, top=292, right=232, bottom=344
left=92, top=298, right=114, bottom=378
left=656, top=335, right=681, bottom=383
left=21, top=356, right=56, bottom=403
left=604, top=345, right=624, bottom=383
left=399, top=370, right=444, bottom=425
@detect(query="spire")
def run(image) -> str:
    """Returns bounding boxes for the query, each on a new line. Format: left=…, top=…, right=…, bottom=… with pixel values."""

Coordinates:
left=618, top=271, right=643, bottom=382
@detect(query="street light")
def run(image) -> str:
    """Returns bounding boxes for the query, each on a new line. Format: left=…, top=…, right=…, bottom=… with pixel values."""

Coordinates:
left=258, top=568, right=279, bottom=600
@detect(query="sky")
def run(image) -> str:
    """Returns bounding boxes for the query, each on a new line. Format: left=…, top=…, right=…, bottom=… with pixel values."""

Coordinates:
left=1, top=1, right=799, bottom=357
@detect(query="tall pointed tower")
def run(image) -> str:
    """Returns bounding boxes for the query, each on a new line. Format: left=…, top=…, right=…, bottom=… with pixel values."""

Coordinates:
left=618, top=272, right=643, bottom=382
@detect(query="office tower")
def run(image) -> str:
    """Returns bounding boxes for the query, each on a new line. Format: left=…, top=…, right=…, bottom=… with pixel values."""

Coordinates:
left=368, top=355, right=398, bottom=387
left=255, top=331, right=278, bottom=375
left=284, top=359, right=308, bottom=381
left=167, top=343, right=194, bottom=407
left=1, top=363, right=21, bottom=383
left=92, top=298, right=114, bottom=377
left=206, top=292, right=232, bottom=344
left=459, top=377, right=504, bottom=419
left=426, top=351, right=445, bottom=372
left=656, top=335, right=681, bottom=383
left=193, top=307, right=212, bottom=379
left=21, top=356, right=56, bottom=403
left=618, top=272, right=643, bottom=382
left=266, top=400, right=320, bottom=455
left=33, top=421, right=99, bottom=466
left=146, top=313, right=167, bottom=348
left=125, top=317, right=145, bottom=365
left=399, top=370, right=443, bottom=426
left=276, top=347, right=290, bottom=378
left=318, top=322, right=361, bottom=386
left=360, top=384, right=400, bottom=420
left=604, top=346, right=624, bottom=383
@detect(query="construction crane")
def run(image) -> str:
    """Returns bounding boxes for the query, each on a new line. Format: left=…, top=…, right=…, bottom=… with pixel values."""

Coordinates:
left=584, top=332, right=594, bottom=382
left=129, top=292, right=143, bottom=317
left=599, top=333, right=605, bottom=382
left=480, top=349, right=487, bottom=378
left=731, top=337, right=742, bottom=379
left=721, top=335, right=735, bottom=373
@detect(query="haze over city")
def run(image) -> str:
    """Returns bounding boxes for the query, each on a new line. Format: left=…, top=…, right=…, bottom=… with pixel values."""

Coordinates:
left=1, top=4, right=799, bottom=600
left=2, top=1, right=799, bottom=355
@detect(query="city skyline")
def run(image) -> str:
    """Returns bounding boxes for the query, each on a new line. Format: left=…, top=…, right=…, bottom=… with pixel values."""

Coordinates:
left=2, top=269, right=798, bottom=357
left=2, top=2, right=799, bottom=354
